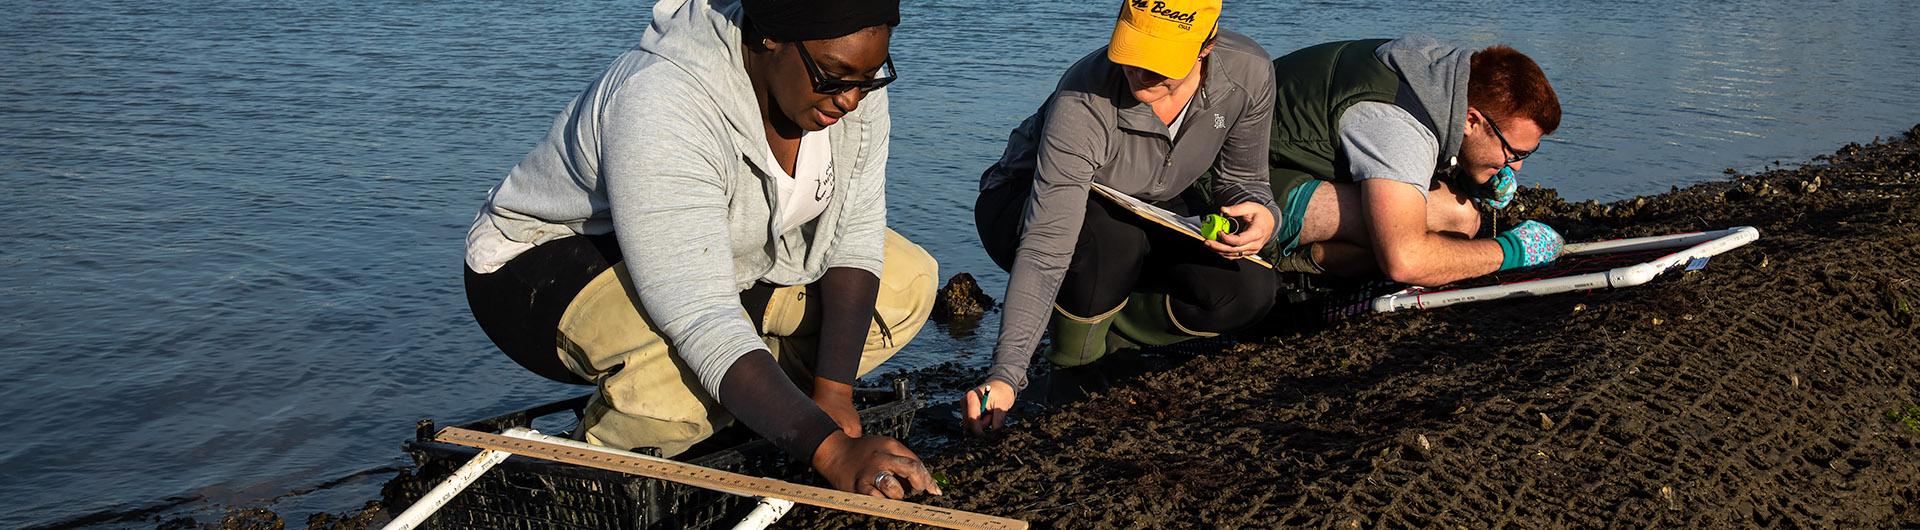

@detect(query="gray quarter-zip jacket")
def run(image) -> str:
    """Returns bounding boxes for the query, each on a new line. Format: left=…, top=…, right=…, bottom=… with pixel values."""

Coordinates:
left=464, top=0, right=890, bottom=400
left=979, top=31, right=1276, bottom=389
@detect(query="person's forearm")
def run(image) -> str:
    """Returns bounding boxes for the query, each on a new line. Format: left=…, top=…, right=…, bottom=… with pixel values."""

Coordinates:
left=718, top=350, right=843, bottom=462
left=1375, top=232, right=1504, bottom=286
left=987, top=172, right=1091, bottom=390
left=1362, top=180, right=1505, bottom=287
left=989, top=246, right=1072, bottom=390
left=814, top=267, right=880, bottom=385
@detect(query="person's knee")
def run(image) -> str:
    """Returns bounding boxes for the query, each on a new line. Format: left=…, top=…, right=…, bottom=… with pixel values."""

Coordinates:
left=1055, top=203, right=1148, bottom=315
left=1214, top=273, right=1277, bottom=330
left=1446, top=201, right=1484, bottom=238
left=580, top=348, right=726, bottom=455
left=862, top=229, right=936, bottom=374
left=582, top=396, right=717, bottom=456
left=1073, top=203, right=1151, bottom=261
left=1171, top=268, right=1276, bottom=333
left=882, top=228, right=938, bottom=296
left=1426, top=183, right=1484, bottom=238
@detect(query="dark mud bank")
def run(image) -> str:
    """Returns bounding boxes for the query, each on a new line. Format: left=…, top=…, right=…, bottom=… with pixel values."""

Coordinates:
left=798, top=126, right=1920, bottom=529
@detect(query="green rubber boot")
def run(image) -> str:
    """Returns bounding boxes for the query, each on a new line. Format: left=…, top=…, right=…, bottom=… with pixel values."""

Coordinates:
left=1044, top=303, right=1125, bottom=368
left=1111, top=292, right=1218, bottom=348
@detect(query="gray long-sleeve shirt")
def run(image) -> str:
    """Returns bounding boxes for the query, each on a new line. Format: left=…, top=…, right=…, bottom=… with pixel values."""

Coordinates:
left=979, top=31, right=1276, bottom=389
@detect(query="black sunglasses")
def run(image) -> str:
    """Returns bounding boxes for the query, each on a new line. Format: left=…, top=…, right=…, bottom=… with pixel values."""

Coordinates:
left=1481, top=111, right=1536, bottom=165
left=794, top=41, right=897, bottom=95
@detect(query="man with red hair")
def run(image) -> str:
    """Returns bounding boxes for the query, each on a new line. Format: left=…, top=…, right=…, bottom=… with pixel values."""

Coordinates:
left=1258, top=37, right=1565, bottom=287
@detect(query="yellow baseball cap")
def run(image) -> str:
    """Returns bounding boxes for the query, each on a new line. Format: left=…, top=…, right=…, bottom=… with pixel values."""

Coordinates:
left=1108, top=0, right=1222, bottom=79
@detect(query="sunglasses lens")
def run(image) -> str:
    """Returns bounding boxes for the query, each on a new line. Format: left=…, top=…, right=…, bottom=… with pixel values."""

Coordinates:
left=799, top=47, right=895, bottom=95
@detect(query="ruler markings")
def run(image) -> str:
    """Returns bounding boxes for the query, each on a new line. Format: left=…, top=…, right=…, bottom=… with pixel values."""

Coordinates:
left=434, top=427, right=1027, bottom=530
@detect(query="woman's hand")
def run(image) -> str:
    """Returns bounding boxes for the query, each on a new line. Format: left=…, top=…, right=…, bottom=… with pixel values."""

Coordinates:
left=812, top=378, right=863, bottom=438
left=1203, top=201, right=1275, bottom=260
left=960, top=379, right=1017, bottom=436
left=811, top=431, right=943, bottom=499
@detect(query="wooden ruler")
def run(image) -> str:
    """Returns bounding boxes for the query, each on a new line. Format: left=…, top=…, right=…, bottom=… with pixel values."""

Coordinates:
left=435, top=427, right=1028, bottom=530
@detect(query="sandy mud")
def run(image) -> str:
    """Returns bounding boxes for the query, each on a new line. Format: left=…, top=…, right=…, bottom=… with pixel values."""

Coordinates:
left=792, top=126, right=1920, bottom=529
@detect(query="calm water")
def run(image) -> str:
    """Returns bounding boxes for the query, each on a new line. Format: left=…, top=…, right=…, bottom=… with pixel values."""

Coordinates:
left=3, top=0, right=1915, bottom=526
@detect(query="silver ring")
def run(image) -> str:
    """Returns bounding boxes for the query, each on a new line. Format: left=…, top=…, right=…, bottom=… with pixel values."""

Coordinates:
left=873, top=470, right=894, bottom=489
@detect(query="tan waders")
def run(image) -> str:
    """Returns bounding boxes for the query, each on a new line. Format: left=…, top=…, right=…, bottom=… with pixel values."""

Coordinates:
left=556, top=229, right=937, bottom=456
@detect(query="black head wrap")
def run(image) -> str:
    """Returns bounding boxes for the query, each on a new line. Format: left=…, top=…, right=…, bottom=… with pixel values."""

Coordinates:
left=740, top=0, right=900, bottom=42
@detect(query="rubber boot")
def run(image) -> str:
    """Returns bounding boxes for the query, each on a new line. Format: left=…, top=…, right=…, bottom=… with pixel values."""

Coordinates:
left=1044, top=303, right=1125, bottom=368
left=1110, top=292, right=1218, bottom=349
left=1043, top=304, right=1126, bottom=406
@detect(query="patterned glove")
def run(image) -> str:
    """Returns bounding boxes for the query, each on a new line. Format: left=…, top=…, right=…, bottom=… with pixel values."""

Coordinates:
left=1476, top=166, right=1518, bottom=209
left=1494, top=220, right=1563, bottom=270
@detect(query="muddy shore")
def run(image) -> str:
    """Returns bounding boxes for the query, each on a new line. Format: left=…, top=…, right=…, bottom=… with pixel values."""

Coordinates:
left=142, top=128, right=1920, bottom=529
left=790, top=126, right=1920, bottom=529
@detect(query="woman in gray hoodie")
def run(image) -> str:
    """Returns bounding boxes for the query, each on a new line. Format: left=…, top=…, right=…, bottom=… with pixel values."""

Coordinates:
left=463, top=0, right=939, bottom=498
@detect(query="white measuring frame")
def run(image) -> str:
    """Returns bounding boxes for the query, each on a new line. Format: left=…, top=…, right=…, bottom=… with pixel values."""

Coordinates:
left=427, top=426, right=1030, bottom=530
left=1369, top=226, right=1760, bottom=313
left=729, top=497, right=796, bottom=530
left=379, top=443, right=515, bottom=530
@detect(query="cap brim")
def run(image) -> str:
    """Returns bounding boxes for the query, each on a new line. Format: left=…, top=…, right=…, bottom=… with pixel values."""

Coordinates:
left=1107, top=21, right=1202, bottom=79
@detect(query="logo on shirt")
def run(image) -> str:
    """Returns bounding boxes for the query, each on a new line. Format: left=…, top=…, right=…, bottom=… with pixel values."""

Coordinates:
left=1213, top=114, right=1225, bottom=129
left=815, top=162, right=834, bottom=201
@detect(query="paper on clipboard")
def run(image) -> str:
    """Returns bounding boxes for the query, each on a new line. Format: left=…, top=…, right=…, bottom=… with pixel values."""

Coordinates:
left=1087, top=182, right=1273, bottom=269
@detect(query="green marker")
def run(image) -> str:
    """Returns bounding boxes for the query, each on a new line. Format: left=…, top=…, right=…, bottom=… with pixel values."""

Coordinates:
left=1201, top=214, right=1240, bottom=241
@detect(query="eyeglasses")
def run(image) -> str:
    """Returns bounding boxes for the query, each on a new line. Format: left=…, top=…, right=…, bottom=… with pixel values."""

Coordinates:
left=794, top=41, right=896, bottom=95
left=1481, top=111, right=1535, bottom=165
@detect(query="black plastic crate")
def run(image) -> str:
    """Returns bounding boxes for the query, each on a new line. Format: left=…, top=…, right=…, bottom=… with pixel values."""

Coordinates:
left=1274, top=271, right=1404, bottom=322
left=386, top=380, right=918, bottom=530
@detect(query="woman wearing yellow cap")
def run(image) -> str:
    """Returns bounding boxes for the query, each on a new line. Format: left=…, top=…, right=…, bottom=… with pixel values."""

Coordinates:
left=964, top=0, right=1278, bottom=433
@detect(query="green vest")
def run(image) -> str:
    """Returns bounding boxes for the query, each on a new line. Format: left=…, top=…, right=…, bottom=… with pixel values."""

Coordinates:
left=1267, top=39, right=1403, bottom=186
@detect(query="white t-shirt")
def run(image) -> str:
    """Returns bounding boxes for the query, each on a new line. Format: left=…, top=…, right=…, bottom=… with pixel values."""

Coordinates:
left=1168, top=97, right=1194, bottom=140
left=766, top=127, right=834, bottom=234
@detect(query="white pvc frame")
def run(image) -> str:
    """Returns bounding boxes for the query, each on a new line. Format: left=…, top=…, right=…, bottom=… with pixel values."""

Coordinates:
left=379, top=436, right=522, bottom=530
left=1369, top=226, right=1760, bottom=313
left=378, top=428, right=799, bottom=530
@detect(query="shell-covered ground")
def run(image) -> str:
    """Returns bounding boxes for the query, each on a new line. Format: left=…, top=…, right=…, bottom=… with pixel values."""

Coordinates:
left=794, top=126, right=1920, bottom=529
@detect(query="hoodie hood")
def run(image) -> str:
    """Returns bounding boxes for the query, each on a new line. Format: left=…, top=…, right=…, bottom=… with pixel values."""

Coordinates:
left=1376, top=36, right=1472, bottom=166
left=639, top=0, right=770, bottom=170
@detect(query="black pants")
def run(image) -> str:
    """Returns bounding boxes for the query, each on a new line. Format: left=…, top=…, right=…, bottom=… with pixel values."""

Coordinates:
left=975, top=178, right=1276, bottom=333
left=464, top=234, right=623, bottom=385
